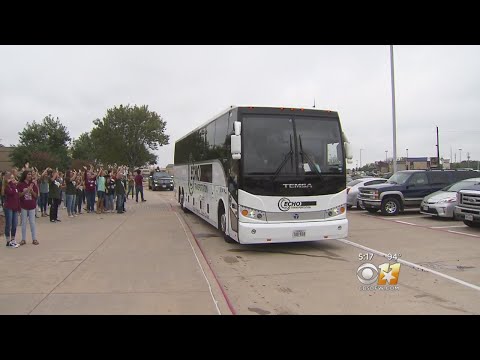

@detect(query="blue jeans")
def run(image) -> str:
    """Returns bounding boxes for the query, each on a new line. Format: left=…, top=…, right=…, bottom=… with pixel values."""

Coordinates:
left=39, top=192, right=49, bottom=213
left=86, top=191, right=95, bottom=212
left=106, top=194, right=114, bottom=211
left=116, top=194, right=125, bottom=213
left=66, top=194, right=76, bottom=216
left=21, top=209, right=36, bottom=241
left=76, top=193, right=83, bottom=214
left=127, top=185, right=134, bottom=198
left=4, top=208, right=19, bottom=240
left=135, top=186, right=144, bottom=201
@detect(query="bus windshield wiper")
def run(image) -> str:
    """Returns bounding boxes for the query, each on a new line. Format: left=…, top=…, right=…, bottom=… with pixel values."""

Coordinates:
left=298, top=135, right=321, bottom=175
left=271, top=134, right=294, bottom=182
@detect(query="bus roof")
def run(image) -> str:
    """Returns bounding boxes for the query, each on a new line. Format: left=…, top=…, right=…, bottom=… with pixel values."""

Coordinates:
left=175, top=105, right=339, bottom=143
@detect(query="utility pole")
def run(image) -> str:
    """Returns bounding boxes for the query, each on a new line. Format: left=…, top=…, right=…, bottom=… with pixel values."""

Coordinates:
left=436, top=126, right=441, bottom=169
left=360, top=148, right=364, bottom=169
left=390, top=45, right=398, bottom=174
left=467, top=152, right=470, bottom=168
left=385, top=150, right=388, bottom=162
left=459, top=148, right=462, bottom=163
left=406, top=148, right=409, bottom=170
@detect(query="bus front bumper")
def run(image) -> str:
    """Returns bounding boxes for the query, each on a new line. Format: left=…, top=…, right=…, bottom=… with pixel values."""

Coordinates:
left=237, top=218, right=348, bottom=244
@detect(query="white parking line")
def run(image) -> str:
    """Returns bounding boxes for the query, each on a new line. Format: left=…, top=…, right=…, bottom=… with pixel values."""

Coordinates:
left=336, top=238, right=480, bottom=292
left=447, top=230, right=480, bottom=238
left=430, top=225, right=468, bottom=229
left=395, top=221, right=417, bottom=226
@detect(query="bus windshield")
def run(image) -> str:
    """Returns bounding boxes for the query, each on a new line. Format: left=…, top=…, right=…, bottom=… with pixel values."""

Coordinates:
left=242, top=115, right=344, bottom=176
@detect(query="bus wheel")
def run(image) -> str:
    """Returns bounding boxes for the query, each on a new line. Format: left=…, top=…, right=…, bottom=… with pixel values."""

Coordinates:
left=219, top=204, right=235, bottom=244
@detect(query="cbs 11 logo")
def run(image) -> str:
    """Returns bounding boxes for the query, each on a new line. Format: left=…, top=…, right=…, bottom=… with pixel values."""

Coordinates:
left=357, top=263, right=401, bottom=285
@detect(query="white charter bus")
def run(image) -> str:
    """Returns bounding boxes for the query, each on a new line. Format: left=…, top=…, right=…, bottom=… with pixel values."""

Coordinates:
left=174, top=106, right=353, bottom=244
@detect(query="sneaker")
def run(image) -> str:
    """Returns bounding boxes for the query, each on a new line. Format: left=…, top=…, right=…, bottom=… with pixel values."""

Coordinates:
left=50, top=219, right=56, bottom=223
left=7, top=240, right=19, bottom=248
left=19, top=240, right=26, bottom=246
left=69, top=215, right=74, bottom=218
left=56, top=219, right=61, bottom=222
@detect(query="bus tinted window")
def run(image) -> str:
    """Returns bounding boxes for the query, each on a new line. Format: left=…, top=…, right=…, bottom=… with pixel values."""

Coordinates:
left=243, top=116, right=295, bottom=175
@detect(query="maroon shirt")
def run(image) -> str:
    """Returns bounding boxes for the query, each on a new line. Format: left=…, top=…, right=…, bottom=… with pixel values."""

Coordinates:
left=84, top=172, right=96, bottom=192
left=135, top=174, right=143, bottom=187
left=4, top=181, right=20, bottom=212
left=17, top=181, right=39, bottom=210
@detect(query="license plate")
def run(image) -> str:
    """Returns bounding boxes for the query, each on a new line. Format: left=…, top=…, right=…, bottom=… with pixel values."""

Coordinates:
left=465, top=214, right=474, bottom=221
left=423, top=206, right=428, bottom=211
left=293, top=230, right=306, bottom=237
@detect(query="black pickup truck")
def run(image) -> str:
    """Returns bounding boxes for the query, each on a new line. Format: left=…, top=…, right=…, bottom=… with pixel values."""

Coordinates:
left=357, top=170, right=479, bottom=216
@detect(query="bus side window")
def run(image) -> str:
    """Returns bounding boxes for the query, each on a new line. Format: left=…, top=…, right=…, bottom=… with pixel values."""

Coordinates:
left=228, top=160, right=239, bottom=200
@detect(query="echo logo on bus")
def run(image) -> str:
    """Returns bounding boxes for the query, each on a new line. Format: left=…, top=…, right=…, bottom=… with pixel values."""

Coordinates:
left=188, top=164, right=201, bottom=195
left=278, top=198, right=317, bottom=211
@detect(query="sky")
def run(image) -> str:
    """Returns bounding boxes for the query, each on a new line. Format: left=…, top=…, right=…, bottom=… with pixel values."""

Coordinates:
left=1, top=45, right=479, bottom=169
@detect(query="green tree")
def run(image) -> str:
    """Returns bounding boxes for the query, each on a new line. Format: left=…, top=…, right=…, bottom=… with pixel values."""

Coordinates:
left=91, top=104, right=169, bottom=168
left=71, top=132, right=97, bottom=163
left=10, top=115, right=71, bottom=169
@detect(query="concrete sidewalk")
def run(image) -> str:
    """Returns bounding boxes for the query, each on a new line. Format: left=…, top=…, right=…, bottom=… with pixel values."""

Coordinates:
left=0, top=193, right=229, bottom=314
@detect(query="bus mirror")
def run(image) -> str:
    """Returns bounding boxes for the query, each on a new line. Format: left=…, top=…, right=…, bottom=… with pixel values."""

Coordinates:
left=231, top=134, right=241, bottom=160
left=234, top=121, right=241, bottom=136
left=344, top=142, right=353, bottom=161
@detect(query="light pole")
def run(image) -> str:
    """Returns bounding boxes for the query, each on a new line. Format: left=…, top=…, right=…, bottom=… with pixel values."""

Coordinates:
left=459, top=148, right=462, bottom=163
left=360, top=148, right=364, bottom=169
left=385, top=150, right=388, bottom=162
left=390, top=45, right=398, bottom=174
left=406, top=148, right=409, bottom=170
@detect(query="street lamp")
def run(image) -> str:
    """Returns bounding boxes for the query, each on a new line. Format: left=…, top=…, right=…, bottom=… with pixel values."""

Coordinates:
left=360, top=148, right=364, bottom=168
left=406, top=148, right=409, bottom=170
left=459, top=148, right=462, bottom=163
left=385, top=150, right=388, bottom=162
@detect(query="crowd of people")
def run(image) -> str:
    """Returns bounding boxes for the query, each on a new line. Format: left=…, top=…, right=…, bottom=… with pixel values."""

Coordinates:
left=1, top=162, right=147, bottom=248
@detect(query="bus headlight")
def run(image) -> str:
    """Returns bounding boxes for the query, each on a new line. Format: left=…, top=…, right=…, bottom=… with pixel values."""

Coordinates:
left=239, top=205, right=267, bottom=221
left=326, top=204, right=346, bottom=218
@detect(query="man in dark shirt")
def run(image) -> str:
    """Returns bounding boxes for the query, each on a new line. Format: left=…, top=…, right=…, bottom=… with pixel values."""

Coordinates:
left=48, top=170, right=62, bottom=222
left=135, top=169, right=146, bottom=202
left=115, top=172, right=126, bottom=213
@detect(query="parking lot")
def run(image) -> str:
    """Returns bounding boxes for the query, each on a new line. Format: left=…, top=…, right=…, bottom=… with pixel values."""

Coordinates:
left=1, top=190, right=479, bottom=314
left=170, top=195, right=480, bottom=315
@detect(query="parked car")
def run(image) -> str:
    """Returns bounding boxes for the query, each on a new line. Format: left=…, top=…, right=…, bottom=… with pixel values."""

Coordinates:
left=420, top=177, right=480, bottom=219
left=455, top=184, right=480, bottom=227
left=149, top=171, right=174, bottom=191
left=357, top=170, right=480, bottom=216
left=347, top=177, right=388, bottom=209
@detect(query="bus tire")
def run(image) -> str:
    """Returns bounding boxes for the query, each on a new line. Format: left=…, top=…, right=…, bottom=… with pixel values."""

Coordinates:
left=218, top=203, right=235, bottom=244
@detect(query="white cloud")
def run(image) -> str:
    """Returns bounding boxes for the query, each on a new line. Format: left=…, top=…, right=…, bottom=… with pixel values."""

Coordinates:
left=1, top=45, right=479, bottom=167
